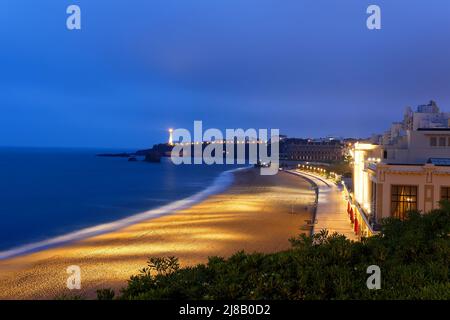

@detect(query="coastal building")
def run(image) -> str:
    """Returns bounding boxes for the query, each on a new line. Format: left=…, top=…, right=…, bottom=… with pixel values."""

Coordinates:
left=281, top=138, right=344, bottom=162
left=350, top=101, right=450, bottom=237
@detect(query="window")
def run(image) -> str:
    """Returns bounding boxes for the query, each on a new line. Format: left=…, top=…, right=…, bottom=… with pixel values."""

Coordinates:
left=383, top=150, right=387, bottom=159
left=391, top=185, right=418, bottom=219
left=441, top=187, right=450, bottom=202
left=430, top=137, right=437, bottom=147
left=439, top=137, right=447, bottom=147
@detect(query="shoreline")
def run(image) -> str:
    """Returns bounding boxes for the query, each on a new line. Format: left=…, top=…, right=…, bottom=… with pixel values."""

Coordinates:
left=0, top=169, right=316, bottom=299
left=0, top=166, right=247, bottom=260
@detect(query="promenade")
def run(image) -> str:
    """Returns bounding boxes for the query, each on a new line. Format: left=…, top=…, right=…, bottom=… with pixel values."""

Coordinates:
left=286, top=170, right=357, bottom=241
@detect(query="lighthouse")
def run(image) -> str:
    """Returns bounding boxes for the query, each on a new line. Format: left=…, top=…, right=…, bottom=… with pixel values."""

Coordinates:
left=168, top=128, right=174, bottom=146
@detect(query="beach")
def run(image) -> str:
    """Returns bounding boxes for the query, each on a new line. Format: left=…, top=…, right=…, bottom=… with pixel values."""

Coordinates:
left=0, top=169, right=316, bottom=299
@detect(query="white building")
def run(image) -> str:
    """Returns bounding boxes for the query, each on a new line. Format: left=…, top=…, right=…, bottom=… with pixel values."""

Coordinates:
left=410, top=100, right=450, bottom=130
left=351, top=101, right=450, bottom=235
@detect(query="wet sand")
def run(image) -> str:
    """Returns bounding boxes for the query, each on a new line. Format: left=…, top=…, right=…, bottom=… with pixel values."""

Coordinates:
left=0, top=169, right=315, bottom=299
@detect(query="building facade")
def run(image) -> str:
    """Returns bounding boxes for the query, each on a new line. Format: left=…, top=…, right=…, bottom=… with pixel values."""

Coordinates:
left=352, top=101, right=450, bottom=231
left=282, top=138, right=344, bottom=162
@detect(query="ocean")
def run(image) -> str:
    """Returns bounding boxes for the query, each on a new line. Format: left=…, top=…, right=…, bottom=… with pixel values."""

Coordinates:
left=0, top=147, right=241, bottom=258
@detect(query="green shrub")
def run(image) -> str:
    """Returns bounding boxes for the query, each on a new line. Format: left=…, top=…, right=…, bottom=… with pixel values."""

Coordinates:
left=96, top=288, right=115, bottom=300
left=118, top=208, right=449, bottom=300
left=54, top=293, right=86, bottom=300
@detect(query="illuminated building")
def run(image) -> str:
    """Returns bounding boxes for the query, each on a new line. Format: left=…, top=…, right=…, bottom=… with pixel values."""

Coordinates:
left=351, top=102, right=450, bottom=236
left=281, top=138, right=344, bottom=162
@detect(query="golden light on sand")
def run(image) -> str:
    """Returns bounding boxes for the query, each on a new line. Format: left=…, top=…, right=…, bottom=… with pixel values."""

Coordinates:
left=0, top=170, right=316, bottom=299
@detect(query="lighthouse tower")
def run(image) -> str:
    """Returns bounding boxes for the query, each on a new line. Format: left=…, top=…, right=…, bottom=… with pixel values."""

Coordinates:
left=168, top=128, right=174, bottom=146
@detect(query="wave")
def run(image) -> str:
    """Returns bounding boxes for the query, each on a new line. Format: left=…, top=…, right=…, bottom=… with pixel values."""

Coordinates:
left=0, top=166, right=249, bottom=260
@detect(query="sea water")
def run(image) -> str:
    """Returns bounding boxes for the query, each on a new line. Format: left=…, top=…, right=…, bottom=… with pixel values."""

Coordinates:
left=0, top=147, right=241, bottom=258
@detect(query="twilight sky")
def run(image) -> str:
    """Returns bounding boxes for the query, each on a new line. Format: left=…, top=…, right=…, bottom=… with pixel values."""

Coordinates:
left=1, top=0, right=450, bottom=148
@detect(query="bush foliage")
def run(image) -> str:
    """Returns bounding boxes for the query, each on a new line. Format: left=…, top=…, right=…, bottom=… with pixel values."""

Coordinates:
left=111, top=208, right=449, bottom=300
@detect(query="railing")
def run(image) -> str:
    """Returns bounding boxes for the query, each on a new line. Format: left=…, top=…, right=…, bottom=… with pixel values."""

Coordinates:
left=295, top=167, right=380, bottom=239
left=341, top=182, right=380, bottom=238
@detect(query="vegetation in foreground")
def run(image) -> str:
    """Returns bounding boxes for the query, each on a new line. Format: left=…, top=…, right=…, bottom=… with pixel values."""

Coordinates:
left=61, top=205, right=449, bottom=300
left=111, top=205, right=449, bottom=300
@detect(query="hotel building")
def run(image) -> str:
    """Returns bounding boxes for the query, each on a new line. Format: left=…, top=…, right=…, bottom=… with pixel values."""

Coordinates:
left=281, top=138, right=344, bottom=162
left=350, top=101, right=450, bottom=236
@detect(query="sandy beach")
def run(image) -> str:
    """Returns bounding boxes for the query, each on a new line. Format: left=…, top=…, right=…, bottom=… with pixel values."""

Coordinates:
left=0, top=169, right=316, bottom=299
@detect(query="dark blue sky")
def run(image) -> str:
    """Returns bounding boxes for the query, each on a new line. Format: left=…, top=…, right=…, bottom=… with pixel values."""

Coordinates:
left=1, top=0, right=450, bottom=148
